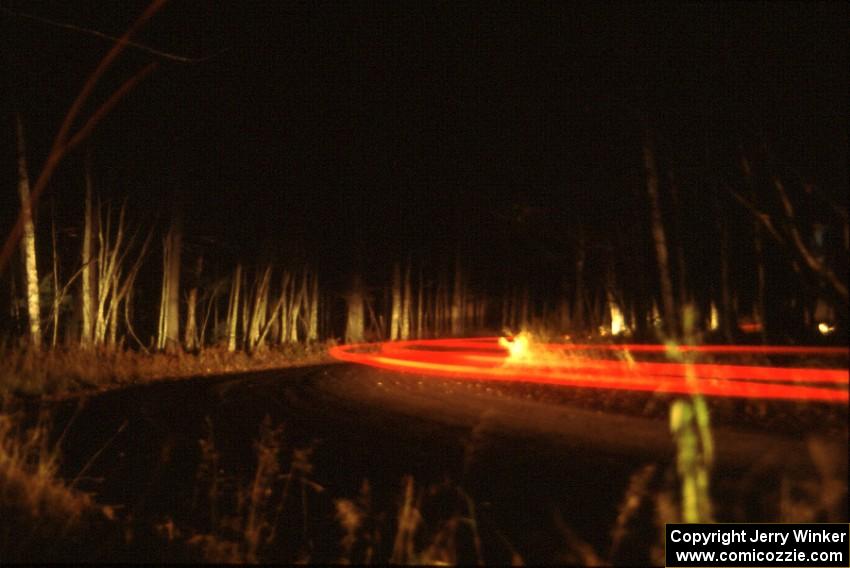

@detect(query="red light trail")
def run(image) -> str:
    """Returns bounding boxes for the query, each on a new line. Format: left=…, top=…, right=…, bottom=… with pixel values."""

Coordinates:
left=329, top=338, right=849, bottom=403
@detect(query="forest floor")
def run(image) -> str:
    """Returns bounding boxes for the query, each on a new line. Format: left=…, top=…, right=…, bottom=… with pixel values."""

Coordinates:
left=0, top=341, right=333, bottom=398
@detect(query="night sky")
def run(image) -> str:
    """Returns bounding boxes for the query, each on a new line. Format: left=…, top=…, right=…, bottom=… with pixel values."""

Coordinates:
left=2, top=1, right=847, bottom=302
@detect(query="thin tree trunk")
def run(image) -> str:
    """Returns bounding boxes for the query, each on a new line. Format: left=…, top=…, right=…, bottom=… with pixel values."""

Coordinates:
left=574, top=229, right=585, bottom=332
left=81, top=153, right=95, bottom=347
left=520, top=287, right=529, bottom=329
left=434, top=274, right=444, bottom=336
left=247, top=265, right=271, bottom=351
left=643, top=127, right=677, bottom=337
left=156, top=216, right=181, bottom=352
left=165, top=216, right=181, bottom=351
left=668, top=170, right=689, bottom=314
left=451, top=255, right=463, bottom=336
left=416, top=263, right=424, bottom=339
left=401, top=259, right=411, bottom=340
left=278, top=271, right=291, bottom=345
left=390, top=262, right=401, bottom=340
left=345, top=273, right=365, bottom=343
left=226, top=264, right=242, bottom=352
left=51, top=201, right=60, bottom=347
left=184, top=256, right=202, bottom=350
left=287, top=271, right=306, bottom=343
left=15, top=115, right=41, bottom=348
left=107, top=273, right=119, bottom=347
left=307, top=270, right=319, bottom=342
left=241, top=282, right=250, bottom=345
left=706, top=143, right=734, bottom=342
left=741, top=154, right=766, bottom=341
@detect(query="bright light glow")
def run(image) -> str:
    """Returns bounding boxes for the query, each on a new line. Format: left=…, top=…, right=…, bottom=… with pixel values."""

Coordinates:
left=818, top=322, right=835, bottom=335
left=329, top=338, right=849, bottom=403
left=610, top=302, right=625, bottom=336
left=498, top=333, right=530, bottom=360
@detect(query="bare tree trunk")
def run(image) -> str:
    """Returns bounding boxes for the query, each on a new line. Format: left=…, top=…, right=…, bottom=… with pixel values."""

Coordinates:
left=50, top=202, right=61, bottom=347
left=107, top=273, right=119, bottom=347
left=451, top=255, right=463, bottom=336
left=156, top=217, right=181, bottom=352
left=165, top=217, right=181, bottom=351
left=476, top=297, right=487, bottom=329
left=278, top=271, right=291, bottom=344
left=706, top=163, right=734, bottom=342
left=416, top=262, right=424, bottom=339
left=558, top=297, right=571, bottom=332
left=520, top=287, right=530, bottom=329
left=241, top=283, right=250, bottom=345
left=574, top=229, right=586, bottom=333
left=740, top=154, right=766, bottom=340
left=345, top=273, right=365, bottom=343
left=96, top=202, right=112, bottom=345
left=401, top=259, right=411, bottom=340
left=390, top=262, right=401, bottom=340
left=184, top=256, right=202, bottom=350
left=81, top=154, right=95, bottom=347
left=434, top=273, right=444, bottom=336
left=286, top=271, right=306, bottom=343
left=643, top=127, right=677, bottom=337
left=668, top=170, right=689, bottom=313
left=15, top=115, right=41, bottom=348
left=226, top=264, right=242, bottom=352
left=719, top=216, right=734, bottom=341
left=247, top=265, right=271, bottom=351
left=307, top=269, right=319, bottom=342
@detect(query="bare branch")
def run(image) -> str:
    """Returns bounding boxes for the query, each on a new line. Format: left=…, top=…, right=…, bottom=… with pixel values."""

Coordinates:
left=1, top=4, right=227, bottom=63
left=0, top=0, right=167, bottom=276
left=772, top=178, right=848, bottom=302
left=65, top=62, right=159, bottom=152
left=728, top=190, right=786, bottom=245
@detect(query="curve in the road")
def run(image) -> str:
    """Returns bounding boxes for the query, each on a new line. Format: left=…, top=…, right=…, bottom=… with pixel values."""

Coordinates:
left=330, top=337, right=849, bottom=403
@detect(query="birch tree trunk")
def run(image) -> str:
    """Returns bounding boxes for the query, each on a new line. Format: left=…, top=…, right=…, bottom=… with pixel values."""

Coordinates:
left=165, top=217, right=181, bottom=351
left=643, top=126, right=677, bottom=337
left=15, top=115, right=41, bottom=348
left=81, top=154, right=95, bottom=347
left=226, top=264, right=242, bottom=352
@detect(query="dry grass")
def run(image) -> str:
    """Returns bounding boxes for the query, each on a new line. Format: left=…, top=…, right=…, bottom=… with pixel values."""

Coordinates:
left=0, top=341, right=333, bottom=397
left=0, top=408, right=118, bottom=562
left=186, top=416, right=325, bottom=563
